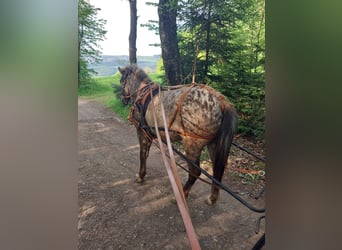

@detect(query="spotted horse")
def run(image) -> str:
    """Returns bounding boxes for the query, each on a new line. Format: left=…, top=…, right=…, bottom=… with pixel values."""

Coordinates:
left=118, top=65, right=237, bottom=205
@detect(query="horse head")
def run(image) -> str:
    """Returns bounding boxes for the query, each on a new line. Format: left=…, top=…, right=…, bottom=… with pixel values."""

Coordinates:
left=118, top=66, right=134, bottom=105
left=118, top=65, right=151, bottom=105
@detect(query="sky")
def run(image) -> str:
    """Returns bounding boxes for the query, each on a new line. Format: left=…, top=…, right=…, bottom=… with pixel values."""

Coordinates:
left=89, top=0, right=161, bottom=56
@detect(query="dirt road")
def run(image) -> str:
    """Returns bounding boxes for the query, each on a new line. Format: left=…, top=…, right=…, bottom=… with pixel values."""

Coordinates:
left=78, top=98, right=265, bottom=249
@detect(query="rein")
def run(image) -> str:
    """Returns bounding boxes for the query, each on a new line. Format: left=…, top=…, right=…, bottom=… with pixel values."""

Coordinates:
left=122, top=80, right=153, bottom=102
left=149, top=86, right=201, bottom=249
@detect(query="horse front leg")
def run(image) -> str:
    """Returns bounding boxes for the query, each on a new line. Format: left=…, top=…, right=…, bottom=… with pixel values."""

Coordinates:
left=136, top=128, right=152, bottom=183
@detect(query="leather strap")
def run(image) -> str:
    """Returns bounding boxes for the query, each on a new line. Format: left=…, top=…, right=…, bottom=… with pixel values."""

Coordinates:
left=150, top=86, right=201, bottom=250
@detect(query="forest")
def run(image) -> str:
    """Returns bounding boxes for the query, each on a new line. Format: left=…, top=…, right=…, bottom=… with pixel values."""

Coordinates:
left=78, top=0, right=265, bottom=140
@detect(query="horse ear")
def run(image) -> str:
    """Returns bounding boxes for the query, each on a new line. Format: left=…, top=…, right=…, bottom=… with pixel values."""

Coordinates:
left=118, top=67, right=124, bottom=74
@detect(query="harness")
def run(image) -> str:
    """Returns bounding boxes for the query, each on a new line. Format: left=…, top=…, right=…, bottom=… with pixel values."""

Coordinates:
left=128, top=82, right=229, bottom=141
left=128, top=83, right=160, bottom=137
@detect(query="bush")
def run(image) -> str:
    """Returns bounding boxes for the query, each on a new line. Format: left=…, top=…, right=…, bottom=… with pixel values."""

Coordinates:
left=233, top=85, right=265, bottom=139
left=212, top=81, right=265, bottom=140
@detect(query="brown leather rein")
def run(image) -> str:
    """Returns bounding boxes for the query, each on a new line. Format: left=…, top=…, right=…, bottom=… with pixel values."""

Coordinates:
left=149, top=85, right=201, bottom=249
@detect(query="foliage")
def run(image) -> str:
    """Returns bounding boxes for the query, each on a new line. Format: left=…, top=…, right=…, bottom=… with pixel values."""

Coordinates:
left=231, top=85, right=265, bottom=139
left=78, top=0, right=107, bottom=86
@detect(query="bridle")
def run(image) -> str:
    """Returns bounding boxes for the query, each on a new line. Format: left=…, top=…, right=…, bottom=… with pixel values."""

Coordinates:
left=120, top=75, right=131, bottom=100
left=121, top=74, right=153, bottom=104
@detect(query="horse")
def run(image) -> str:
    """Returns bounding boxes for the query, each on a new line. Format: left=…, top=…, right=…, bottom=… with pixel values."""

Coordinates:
left=118, top=65, right=237, bottom=205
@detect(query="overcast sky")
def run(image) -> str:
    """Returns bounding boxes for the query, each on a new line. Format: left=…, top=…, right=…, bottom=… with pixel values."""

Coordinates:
left=89, top=0, right=161, bottom=56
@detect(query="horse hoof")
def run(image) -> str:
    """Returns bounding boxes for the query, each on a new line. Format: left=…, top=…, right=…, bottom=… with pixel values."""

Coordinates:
left=205, top=196, right=217, bottom=205
left=135, top=176, right=144, bottom=183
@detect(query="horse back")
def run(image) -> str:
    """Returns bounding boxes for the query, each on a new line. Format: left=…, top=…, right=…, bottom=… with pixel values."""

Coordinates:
left=145, top=84, right=228, bottom=140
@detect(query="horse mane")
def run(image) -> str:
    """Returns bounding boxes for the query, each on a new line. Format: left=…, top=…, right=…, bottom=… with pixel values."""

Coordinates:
left=123, top=65, right=152, bottom=83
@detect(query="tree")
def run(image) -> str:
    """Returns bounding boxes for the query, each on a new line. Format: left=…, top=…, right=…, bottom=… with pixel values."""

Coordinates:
left=158, top=0, right=183, bottom=85
left=128, top=0, right=137, bottom=64
left=78, top=0, right=107, bottom=86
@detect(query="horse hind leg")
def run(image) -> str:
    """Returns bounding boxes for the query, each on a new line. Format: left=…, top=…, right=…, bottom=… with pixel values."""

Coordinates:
left=136, top=128, right=152, bottom=183
left=206, top=142, right=225, bottom=205
left=182, top=140, right=204, bottom=199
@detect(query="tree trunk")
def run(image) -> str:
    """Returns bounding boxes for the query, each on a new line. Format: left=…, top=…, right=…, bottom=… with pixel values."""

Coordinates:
left=204, top=0, right=212, bottom=78
left=129, top=0, right=137, bottom=64
left=158, top=0, right=183, bottom=85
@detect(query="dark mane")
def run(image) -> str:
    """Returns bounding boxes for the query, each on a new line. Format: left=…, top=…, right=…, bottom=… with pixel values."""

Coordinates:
left=123, top=65, right=152, bottom=83
left=136, top=67, right=151, bottom=82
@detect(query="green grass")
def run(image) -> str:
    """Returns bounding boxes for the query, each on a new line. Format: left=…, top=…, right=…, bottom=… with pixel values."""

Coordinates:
left=78, top=72, right=165, bottom=121
left=78, top=73, right=130, bottom=120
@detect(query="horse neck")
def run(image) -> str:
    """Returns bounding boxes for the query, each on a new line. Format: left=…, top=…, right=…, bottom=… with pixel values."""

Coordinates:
left=131, top=77, right=154, bottom=103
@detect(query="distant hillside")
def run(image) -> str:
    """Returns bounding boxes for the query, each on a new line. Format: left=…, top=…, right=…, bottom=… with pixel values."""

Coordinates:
left=89, top=55, right=161, bottom=77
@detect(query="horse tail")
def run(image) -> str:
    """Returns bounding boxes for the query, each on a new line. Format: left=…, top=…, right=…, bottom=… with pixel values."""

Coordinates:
left=212, top=103, right=237, bottom=180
